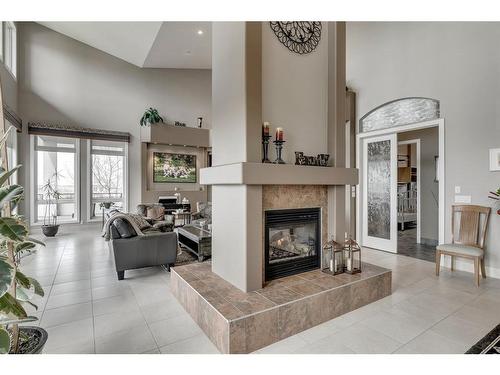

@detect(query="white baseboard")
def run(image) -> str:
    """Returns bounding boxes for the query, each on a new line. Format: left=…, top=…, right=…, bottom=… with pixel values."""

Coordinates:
left=441, top=256, right=500, bottom=279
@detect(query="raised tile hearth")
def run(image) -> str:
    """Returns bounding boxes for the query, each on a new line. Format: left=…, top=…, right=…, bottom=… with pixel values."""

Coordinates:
left=171, top=262, right=392, bottom=353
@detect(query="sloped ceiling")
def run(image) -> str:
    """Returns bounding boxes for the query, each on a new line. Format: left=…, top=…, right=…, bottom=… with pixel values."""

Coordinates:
left=38, top=22, right=212, bottom=69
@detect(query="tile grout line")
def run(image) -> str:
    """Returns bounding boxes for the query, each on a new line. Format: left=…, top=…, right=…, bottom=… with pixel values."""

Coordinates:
left=129, top=271, right=163, bottom=353
left=88, top=245, right=97, bottom=354
left=37, top=239, right=66, bottom=327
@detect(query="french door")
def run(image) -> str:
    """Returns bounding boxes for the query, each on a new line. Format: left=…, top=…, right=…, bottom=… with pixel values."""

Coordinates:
left=361, top=133, right=398, bottom=253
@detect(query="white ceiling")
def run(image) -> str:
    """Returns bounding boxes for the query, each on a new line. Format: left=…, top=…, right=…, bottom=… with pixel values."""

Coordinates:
left=38, top=22, right=212, bottom=69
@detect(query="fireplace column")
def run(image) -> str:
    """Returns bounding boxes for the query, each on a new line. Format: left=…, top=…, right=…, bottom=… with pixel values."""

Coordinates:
left=327, top=22, right=348, bottom=242
left=211, top=22, right=263, bottom=292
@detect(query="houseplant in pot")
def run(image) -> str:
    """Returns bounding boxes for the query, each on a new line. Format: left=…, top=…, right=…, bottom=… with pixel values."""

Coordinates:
left=488, top=187, right=500, bottom=215
left=140, top=107, right=164, bottom=126
left=40, top=175, right=61, bottom=237
left=0, top=126, right=47, bottom=354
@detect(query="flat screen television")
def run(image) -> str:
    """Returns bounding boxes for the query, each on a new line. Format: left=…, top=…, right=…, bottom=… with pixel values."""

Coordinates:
left=153, top=152, right=197, bottom=183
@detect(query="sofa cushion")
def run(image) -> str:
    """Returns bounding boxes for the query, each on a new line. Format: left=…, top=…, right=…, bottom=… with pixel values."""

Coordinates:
left=147, top=206, right=165, bottom=221
left=113, top=218, right=137, bottom=238
left=110, top=224, right=122, bottom=239
left=129, top=214, right=152, bottom=230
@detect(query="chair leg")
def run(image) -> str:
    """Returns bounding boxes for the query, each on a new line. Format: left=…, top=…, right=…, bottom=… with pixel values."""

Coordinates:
left=117, top=270, right=125, bottom=280
left=435, top=250, right=441, bottom=276
left=480, top=258, right=486, bottom=279
left=474, top=258, right=480, bottom=287
left=450, top=255, right=454, bottom=271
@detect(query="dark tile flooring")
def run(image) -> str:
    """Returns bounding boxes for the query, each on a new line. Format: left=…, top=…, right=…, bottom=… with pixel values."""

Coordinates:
left=398, top=227, right=436, bottom=262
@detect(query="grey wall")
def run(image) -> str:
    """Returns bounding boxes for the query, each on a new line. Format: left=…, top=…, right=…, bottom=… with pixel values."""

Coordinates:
left=0, top=63, right=18, bottom=111
left=347, top=22, right=500, bottom=276
left=17, top=22, right=212, bottom=217
left=399, top=127, right=439, bottom=243
left=262, top=22, right=328, bottom=164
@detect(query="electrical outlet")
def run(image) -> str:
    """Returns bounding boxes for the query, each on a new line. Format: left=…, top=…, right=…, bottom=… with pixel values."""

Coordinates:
left=455, top=186, right=461, bottom=194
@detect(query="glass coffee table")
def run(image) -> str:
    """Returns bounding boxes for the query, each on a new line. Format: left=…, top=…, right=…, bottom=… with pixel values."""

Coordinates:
left=177, top=225, right=212, bottom=262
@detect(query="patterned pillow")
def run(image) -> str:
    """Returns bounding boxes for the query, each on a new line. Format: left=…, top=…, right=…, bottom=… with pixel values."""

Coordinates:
left=129, top=214, right=152, bottom=230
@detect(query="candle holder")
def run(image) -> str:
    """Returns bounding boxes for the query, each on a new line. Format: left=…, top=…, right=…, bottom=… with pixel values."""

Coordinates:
left=262, top=135, right=272, bottom=163
left=273, top=140, right=286, bottom=164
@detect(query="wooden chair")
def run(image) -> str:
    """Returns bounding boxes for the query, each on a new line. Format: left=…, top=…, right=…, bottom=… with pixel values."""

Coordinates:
left=436, top=205, right=491, bottom=286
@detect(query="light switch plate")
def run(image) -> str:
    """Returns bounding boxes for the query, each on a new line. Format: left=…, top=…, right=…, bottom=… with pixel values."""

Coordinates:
left=455, top=195, right=471, bottom=204
left=455, top=186, right=461, bottom=194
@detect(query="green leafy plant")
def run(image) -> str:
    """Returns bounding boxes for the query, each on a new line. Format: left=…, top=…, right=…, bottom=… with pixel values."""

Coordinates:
left=40, top=175, right=61, bottom=227
left=488, top=187, right=500, bottom=216
left=140, top=107, right=164, bottom=126
left=0, top=126, right=45, bottom=354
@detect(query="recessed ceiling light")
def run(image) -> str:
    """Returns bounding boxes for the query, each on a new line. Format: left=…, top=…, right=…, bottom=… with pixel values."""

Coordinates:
left=197, top=30, right=204, bottom=35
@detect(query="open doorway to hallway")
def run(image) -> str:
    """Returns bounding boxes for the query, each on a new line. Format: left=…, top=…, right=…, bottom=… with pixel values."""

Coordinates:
left=396, top=127, right=439, bottom=262
left=357, top=118, right=444, bottom=263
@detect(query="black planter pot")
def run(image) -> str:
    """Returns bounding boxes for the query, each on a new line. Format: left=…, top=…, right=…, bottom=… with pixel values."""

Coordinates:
left=42, top=225, right=59, bottom=237
left=16, top=326, right=48, bottom=354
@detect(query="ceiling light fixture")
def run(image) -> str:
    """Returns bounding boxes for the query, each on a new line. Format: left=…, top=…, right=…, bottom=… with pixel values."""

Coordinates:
left=197, top=30, right=204, bottom=35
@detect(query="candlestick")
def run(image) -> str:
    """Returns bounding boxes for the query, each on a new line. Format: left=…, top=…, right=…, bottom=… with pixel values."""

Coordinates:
left=262, top=135, right=272, bottom=163
left=273, top=140, right=286, bottom=164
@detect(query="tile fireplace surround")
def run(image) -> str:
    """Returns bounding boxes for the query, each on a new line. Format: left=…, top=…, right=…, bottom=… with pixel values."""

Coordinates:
left=171, top=262, right=392, bottom=353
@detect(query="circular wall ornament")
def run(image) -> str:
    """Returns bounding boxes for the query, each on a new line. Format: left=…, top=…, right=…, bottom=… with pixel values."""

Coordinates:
left=269, top=22, right=322, bottom=54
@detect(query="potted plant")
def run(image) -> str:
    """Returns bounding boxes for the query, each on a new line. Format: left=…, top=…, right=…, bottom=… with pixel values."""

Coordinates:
left=0, top=126, right=47, bottom=354
left=140, top=107, right=164, bottom=126
left=488, top=187, right=500, bottom=215
left=40, top=175, right=61, bottom=237
left=100, top=202, right=114, bottom=210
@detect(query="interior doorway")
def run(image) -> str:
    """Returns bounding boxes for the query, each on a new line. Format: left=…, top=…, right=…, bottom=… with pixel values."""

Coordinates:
left=357, top=119, right=444, bottom=261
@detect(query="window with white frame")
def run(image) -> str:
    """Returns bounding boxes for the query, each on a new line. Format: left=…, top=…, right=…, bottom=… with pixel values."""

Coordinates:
left=0, top=22, right=3, bottom=62
left=32, top=135, right=79, bottom=224
left=5, top=121, right=18, bottom=185
left=88, top=139, right=127, bottom=220
left=2, top=22, right=16, bottom=78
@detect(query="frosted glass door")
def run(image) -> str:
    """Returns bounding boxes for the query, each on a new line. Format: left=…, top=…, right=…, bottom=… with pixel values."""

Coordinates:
left=362, top=134, right=397, bottom=253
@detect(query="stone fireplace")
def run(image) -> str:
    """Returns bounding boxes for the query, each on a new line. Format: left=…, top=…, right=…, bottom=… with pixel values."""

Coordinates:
left=168, top=22, right=392, bottom=353
left=263, top=185, right=328, bottom=282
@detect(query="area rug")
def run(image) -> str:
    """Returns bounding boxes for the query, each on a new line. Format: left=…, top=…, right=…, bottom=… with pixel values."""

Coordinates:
left=174, top=249, right=198, bottom=266
left=466, top=324, right=500, bottom=354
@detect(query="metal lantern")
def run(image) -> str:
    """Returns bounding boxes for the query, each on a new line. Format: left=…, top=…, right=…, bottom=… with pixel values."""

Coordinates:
left=322, top=238, right=345, bottom=275
left=343, top=238, right=361, bottom=274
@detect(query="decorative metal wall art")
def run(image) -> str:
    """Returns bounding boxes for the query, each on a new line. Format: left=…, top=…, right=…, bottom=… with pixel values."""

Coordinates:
left=269, top=22, right=322, bottom=54
left=295, top=152, right=329, bottom=167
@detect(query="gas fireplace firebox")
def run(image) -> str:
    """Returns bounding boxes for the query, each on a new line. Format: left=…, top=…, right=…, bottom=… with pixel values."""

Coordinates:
left=264, top=208, right=321, bottom=281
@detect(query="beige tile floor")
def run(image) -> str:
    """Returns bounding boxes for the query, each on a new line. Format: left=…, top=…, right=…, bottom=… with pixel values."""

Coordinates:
left=20, top=224, right=500, bottom=354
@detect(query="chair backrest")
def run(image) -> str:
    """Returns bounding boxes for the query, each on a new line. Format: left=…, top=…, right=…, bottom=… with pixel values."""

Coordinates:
left=451, top=205, right=491, bottom=249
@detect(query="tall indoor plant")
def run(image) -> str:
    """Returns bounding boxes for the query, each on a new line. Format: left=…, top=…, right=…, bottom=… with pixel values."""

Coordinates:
left=40, top=174, right=61, bottom=237
left=0, top=127, right=47, bottom=354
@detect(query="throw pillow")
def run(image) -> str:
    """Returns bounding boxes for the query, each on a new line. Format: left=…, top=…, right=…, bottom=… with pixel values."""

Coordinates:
left=113, top=218, right=137, bottom=238
left=146, top=206, right=165, bottom=221
left=129, top=214, right=152, bottom=230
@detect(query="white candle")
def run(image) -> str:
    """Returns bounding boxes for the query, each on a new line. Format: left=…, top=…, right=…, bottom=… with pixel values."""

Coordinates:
left=347, top=258, right=352, bottom=271
left=329, top=258, right=334, bottom=272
